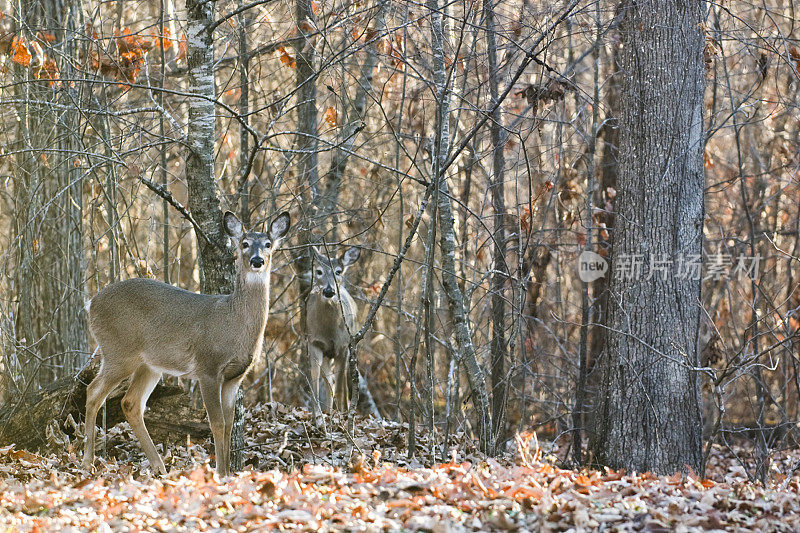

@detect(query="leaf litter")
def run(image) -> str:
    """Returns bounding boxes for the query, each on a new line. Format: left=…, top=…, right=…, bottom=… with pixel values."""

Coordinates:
left=1, top=402, right=800, bottom=531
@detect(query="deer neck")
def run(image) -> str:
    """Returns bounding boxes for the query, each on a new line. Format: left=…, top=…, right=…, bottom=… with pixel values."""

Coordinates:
left=230, top=257, right=272, bottom=334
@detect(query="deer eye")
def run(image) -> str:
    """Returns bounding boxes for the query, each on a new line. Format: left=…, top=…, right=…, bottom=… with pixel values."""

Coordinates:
left=334, top=268, right=343, bottom=276
left=316, top=269, right=323, bottom=276
left=242, top=241, right=250, bottom=250
left=265, top=241, right=271, bottom=248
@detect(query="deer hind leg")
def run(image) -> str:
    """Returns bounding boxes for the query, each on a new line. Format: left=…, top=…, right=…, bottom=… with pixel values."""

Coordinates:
left=220, top=379, right=242, bottom=477
left=199, top=377, right=228, bottom=477
left=121, top=365, right=164, bottom=475
left=83, top=358, right=135, bottom=471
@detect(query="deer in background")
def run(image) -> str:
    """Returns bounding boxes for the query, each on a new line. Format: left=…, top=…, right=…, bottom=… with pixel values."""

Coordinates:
left=83, top=211, right=290, bottom=477
left=306, top=245, right=361, bottom=421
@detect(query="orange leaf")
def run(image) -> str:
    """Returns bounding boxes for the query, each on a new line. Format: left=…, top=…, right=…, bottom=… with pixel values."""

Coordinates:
left=310, top=0, right=320, bottom=14
left=665, top=471, right=683, bottom=485
left=324, top=106, right=338, bottom=127
left=11, top=36, right=31, bottom=67
left=151, top=27, right=172, bottom=50
left=278, top=46, right=296, bottom=68
left=176, top=34, right=187, bottom=62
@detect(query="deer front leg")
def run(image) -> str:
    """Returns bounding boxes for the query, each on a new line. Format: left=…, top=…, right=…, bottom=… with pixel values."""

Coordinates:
left=321, top=356, right=335, bottom=412
left=199, top=377, right=228, bottom=477
left=334, top=350, right=350, bottom=412
left=308, top=343, right=323, bottom=423
left=221, top=379, right=241, bottom=477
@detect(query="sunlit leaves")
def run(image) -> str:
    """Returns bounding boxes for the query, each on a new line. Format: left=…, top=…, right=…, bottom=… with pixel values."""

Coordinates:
left=11, top=36, right=32, bottom=67
left=323, top=106, right=338, bottom=127
left=278, top=46, right=296, bottom=68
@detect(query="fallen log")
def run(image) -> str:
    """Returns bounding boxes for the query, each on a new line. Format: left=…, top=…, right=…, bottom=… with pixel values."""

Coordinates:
left=0, top=363, right=210, bottom=453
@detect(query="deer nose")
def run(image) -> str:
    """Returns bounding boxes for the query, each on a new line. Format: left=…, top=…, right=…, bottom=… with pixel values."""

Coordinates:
left=250, top=256, right=265, bottom=269
left=322, top=286, right=335, bottom=298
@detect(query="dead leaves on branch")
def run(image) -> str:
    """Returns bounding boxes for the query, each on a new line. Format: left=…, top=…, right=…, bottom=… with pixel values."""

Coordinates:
left=88, top=27, right=163, bottom=84
left=0, top=34, right=59, bottom=84
left=277, top=45, right=296, bottom=68
left=517, top=77, right=577, bottom=111
left=0, top=26, right=182, bottom=88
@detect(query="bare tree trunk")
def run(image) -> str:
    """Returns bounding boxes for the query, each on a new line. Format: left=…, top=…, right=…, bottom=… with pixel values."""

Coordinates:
left=590, top=43, right=621, bottom=375
left=186, top=0, right=233, bottom=295
left=572, top=0, right=601, bottom=466
left=428, top=0, right=493, bottom=455
left=159, top=0, right=171, bottom=284
left=237, top=0, right=252, bottom=228
left=292, top=0, right=320, bottom=412
left=484, top=0, right=508, bottom=451
left=589, top=0, right=705, bottom=474
left=229, top=0, right=252, bottom=473
left=185, top=0, right=240, bottom=471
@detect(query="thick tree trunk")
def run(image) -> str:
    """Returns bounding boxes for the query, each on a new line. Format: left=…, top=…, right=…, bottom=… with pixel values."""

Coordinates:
left=589, top=0, right=705, bottom=474
left=185, top=0, right=240, bottom=471
left=292, top=0, right=320, bottom=411
left=186, top=0, right=235, bottom=296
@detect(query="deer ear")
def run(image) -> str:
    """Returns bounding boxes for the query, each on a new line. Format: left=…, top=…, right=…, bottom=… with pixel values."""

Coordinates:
left=269, top=212, right=291, bottom=241
left=223, top=211, right=243, bottom=239
left=341, top=246, right=361, bottom=267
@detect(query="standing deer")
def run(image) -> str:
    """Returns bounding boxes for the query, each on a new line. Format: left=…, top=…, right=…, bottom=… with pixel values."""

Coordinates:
left=306, top=246, right=361, bottom=420
left=83, top=211, right=290, bottom=477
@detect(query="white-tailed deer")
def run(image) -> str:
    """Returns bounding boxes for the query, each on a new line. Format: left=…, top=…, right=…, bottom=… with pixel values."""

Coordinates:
left=83, top=211, right=290, bottom=477
left=306, top=246, right=360, bottom=420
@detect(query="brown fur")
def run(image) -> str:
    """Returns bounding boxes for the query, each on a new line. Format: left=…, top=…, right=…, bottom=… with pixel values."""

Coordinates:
left=83, top=211, right=290, bottom=476
left=305, top=246, right=360, bottom=420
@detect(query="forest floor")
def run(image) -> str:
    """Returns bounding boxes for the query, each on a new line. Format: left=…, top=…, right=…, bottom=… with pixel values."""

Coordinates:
left=1, top=402, right=800, bottom=531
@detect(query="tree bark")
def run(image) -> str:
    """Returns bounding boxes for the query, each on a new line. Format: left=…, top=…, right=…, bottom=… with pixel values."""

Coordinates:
left=590, top=43, right=621, bottom=372
left=185, top=0, right=240, bottom=471
left=589, top=0, right=705, bottom=474
left=484, top=0, right=508, bottom=451
left=292, top=0, right=320, bottom=412
left=428, top=0, right=493, bottom=455
left=186, top=0, right=235, bottom=296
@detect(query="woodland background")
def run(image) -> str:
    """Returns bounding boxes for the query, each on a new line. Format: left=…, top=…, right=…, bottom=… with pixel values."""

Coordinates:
left=0, top=0, right=797, bottom=487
